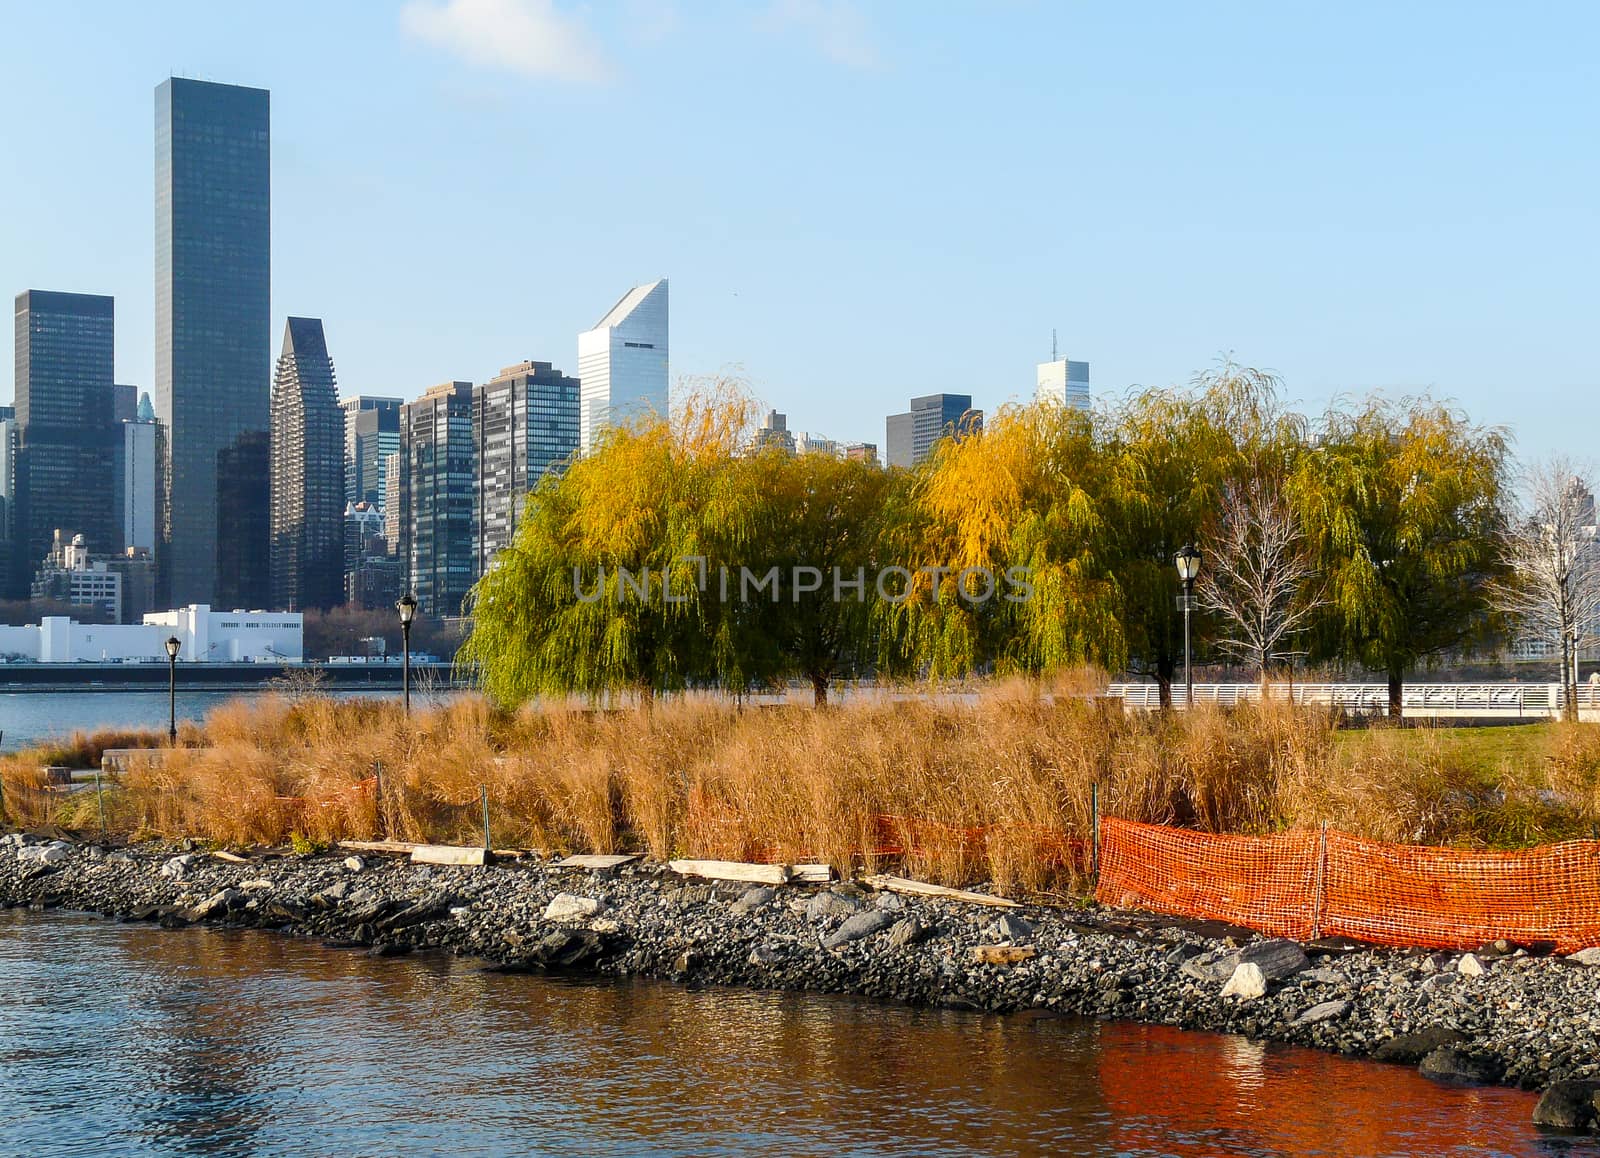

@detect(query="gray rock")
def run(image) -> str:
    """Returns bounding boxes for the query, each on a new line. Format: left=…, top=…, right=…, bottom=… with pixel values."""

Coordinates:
left=805, top=892, right=863, bottom=921
left=189, top=888, right=242, bottom=921
left=887, top=918, right=931, bottom=949
left=1457, top=952, right=1486, bottom=977
left=1373, top=1026, right=1468, bottom=1064
left=873, top=893, right=906, bottom=912
left=1568, top=947, right=1600, bottom=967
left=731, top=886, right=776, bottom=915
left=1180, top=948, right=1239, bottom=982
left=1238, top=939, right=1310, bottom=981
left=1418, top=1046, right=1496, bottom=1085
left=1292, top=999, right=1349, bottom=1026
left=160, top=854, right=196, bottom=879
left=105, top=851, right=136, bottom=866
left=749, top=943, right=784, bottom=966
left=343, top=855, right=366, bottom=873
left=1532, top=1080, right=1600, bottom=1130
left=987, top=914, right=1034, bottom=943
left=1164, top=943, right=1204, bottom=966
left=824, top=909, right=896, bottom=949
left=18, top=844, right=69, bottom=866
left=1221, top=962, right=1267, bottom=1000
left=544, top=893, right=603, bottom=922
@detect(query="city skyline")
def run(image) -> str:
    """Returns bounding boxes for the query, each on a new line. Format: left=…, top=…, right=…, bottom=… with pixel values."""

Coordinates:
left=2, top=4, right=1596, bottom=459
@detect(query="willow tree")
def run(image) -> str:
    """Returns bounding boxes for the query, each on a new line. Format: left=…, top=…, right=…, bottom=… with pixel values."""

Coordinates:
left=1290, top=396, right=1509, bottom=717
left=877, top=399, right=1123, bottom=682
left=460, top=383, right=762, bottom=705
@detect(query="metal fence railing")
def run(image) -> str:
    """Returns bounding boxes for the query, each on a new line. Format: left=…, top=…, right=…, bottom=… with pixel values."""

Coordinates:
left=1105, top=681, right=1597, bottom=719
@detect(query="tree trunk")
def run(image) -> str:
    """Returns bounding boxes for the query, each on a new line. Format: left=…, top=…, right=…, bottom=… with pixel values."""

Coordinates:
left=1387, top=668, right=1404, bottom=720
left=812, top=673, right=829, bottom=708
left=1156, top=674, right=1173, bottom=710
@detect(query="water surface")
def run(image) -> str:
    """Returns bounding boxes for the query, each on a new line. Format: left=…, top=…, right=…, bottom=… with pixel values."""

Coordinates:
left=0, top=911, right=1585, bottom=1156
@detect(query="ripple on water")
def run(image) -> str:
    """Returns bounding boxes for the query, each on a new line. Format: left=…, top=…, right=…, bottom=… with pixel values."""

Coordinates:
left=0, top=910, right=1591, bottom=1157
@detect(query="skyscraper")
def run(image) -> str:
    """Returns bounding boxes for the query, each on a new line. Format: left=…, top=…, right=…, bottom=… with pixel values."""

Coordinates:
left=885, top=394, right=983, bottom=469
left=400, top=381, right=476, bottom=617
left=577, top=278, right=668, bottom=453
left=116, top=399, right=159, bottom=554
left=1036, top=357, right=1091, bottom=411
left=340, top=395, right=402, bottom=506
left=155, top=77, right=271, bottom=608
left=473, top=361, right=580, bottom=574
left=270, top=318, right=345, bottom=611
left=12, top=291, right=119, bottom=582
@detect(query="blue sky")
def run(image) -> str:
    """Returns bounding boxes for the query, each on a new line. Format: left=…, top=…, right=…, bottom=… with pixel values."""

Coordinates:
left=1, top=1, right=1596, bottom=456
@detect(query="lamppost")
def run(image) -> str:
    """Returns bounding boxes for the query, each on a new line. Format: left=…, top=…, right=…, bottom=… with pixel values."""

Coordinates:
left=164, top=636, right=181, bottom=744
left=397, top=593, right=418, bottom=715
left=1175, top=545, right=1202, bottom=708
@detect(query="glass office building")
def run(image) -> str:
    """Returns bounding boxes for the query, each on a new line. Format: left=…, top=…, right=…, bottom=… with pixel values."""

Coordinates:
left=155, top=77, right=271, bottom=608
left=341, top=396, right=402, bottom=507
left=270, top=318, right=345, bottom=611
left=473, top=361, right=580, bottom=574
left=12, top=291, right=119, bottom=590
left=885, top=394, right=983, bottom=469
left=577, top=279, right=668, bottom=453
left=400, top=381, right=476, bottom=617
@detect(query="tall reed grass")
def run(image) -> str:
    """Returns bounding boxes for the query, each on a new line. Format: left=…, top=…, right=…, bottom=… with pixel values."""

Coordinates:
left=3, top=679, right=1597, bottom=894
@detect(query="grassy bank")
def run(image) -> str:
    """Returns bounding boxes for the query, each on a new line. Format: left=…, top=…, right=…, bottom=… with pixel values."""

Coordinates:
left=5, top=685, right=1600, bottom=894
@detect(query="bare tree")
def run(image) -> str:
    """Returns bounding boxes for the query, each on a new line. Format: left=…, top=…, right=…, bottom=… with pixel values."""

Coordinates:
left=1195, top=477, right=1324, bottom=681
left=1491, top=457, right=1600, bottom=721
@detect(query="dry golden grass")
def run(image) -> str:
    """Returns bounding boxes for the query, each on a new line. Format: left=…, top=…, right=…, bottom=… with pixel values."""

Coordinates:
left=5, top=682, right=1600, bottom=893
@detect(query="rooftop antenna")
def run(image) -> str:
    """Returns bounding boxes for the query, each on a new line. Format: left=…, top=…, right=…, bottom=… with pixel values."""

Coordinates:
left=1052, top=328, right=1058, bottom=363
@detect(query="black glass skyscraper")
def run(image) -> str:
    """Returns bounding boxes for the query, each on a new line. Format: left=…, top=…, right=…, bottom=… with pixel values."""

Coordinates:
left=270, top=318, right=345, bottom=611
left=155, top=78, right=270, bottom=608
left=400, top=381, right=476, bottom=617
left=12, top=291, right=119, bottom=593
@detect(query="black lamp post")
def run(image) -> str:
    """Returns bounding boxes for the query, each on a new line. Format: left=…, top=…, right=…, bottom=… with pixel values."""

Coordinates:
left=164, top=636, right=181, bottom=744
left=1174, top=545, right=1202, bottom=708
left=397, top=593, right=418, bottom=715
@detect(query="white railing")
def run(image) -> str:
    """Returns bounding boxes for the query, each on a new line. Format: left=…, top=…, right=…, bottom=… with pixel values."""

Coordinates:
left=1105, top=682, right=1598, bottom=719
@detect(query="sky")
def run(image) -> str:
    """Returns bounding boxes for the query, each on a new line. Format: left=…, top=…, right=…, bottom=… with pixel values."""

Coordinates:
left=1, top=0, right=1597, bottom=457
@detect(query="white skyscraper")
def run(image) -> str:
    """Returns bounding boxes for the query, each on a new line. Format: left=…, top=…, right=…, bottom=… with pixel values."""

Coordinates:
left=1037, top=357, right=1091, bottom=411
left=577, top=278, right=669, bottom=453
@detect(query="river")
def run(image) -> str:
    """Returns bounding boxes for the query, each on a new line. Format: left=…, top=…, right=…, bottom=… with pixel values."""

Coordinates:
left=0, top=911, right=1584, bottom=1157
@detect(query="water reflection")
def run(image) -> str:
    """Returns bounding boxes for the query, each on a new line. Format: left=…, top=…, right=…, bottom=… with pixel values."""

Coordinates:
left=0, top=912, right=1590, bottom=1157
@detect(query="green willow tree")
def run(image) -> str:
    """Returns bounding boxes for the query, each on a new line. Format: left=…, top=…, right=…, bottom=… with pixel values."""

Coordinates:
left=1289, top=396, right=1510, bottom=718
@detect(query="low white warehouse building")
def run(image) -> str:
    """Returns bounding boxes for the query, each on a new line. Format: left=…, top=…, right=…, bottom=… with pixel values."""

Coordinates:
left=0, top=606, right=303, bottom=663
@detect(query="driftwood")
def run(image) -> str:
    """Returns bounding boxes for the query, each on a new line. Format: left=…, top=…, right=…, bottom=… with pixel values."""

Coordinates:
left=409, top=844, right=489, bottom=867
left=553, top=854, right=642, bottom=870
left=973, top=945, right=1036, bottom=965
left=861, top=874, right=1021, bottom=909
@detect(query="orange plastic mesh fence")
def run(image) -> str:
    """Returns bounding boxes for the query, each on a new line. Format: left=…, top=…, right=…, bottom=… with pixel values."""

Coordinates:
left=1320, top=831, right=1600, bottom=952
left=1097, top=818, right=1600, bottom=952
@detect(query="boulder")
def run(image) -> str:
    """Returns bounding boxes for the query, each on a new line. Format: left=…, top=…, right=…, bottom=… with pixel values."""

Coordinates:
left=1238, top=939, right=1310, bottom=981
left=1373, top=1026, right=1468, bottom=1064
left=749, top=943, right=784, bottom=967
left=160, top=854, right=196, bottom=879
left=1532, top=1080, right=1600, bottom=1131
left=987, top=914, right=1034, bottom=943
left=731, top=886, right=776, bottom=915
left=189, top=888, right=242, bottom=921
left=1568, top=947, right=1600, bottom=967
left=888, top=918, right=932, bottom=949
left=823, top=909, right=896, bottom=949
left=1457, top=952, right=1486, bottom=977
left=1418, top=1046, right=1497, bottom=1086
left=805, top=892, right=863, bottom=921
left=343, top=856, right=366, bottom=873
left=544, top=893, right=604, bottom=922
left=1221, top=962, right=1268, bottom=1001
left=18, top=844, right=69, bottom=866
left=529, top=928, right=606, bottom=969
left=1292, top=999, right=1349, bottom=1026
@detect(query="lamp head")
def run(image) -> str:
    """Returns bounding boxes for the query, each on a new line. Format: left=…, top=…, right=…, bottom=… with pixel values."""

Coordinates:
left=397, top=593, right=418, bottom=626
left=164, top=636, right=181, bottom=660
left=1175, top=544, right=1202, bottom=583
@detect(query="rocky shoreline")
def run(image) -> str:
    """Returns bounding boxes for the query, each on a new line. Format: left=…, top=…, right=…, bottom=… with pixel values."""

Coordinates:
left=4, top=832, right=1600, bottom=1132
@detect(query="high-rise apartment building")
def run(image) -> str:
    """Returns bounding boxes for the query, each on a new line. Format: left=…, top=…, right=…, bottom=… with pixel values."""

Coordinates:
left=400, top=381, right=476, bottom=617
left=756, top=410, right=796, bottom=453
left=885, top=394, right=983, bottom=468
left=340, top=396, right=402, bottom=506
left=473, top=361, right=579, bottom=574
left=155, top=77, right=271, bottom=608
left=269, top=318, right=345, bottom=611
left=12, top=291, right=119, bottom=581
left=577, top=278, right=668, bottom=453
left=1036, top=357, right=1090, bottom=411
left=381, top=452, right=401, bottom=557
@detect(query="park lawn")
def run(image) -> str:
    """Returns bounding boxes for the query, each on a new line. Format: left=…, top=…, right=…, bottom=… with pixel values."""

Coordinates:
left=1334, top=721, right=1558, bottom=779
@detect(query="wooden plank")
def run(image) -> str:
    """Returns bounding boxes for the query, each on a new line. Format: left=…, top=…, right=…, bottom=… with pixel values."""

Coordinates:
left=861, top=874, right=1021, bottom=909
left=788, top=863, right=834, bottom=884
left=339, top=839, right=420, bottom=854
left=973, top=945, right=1036, bottom=965
left=668, top=859, right=789, bottom=885
left=554, top=853, right=642, bottom=870
left=210, top=850, right=250, bottom=864
left=410, top=844, right=489, bottom=867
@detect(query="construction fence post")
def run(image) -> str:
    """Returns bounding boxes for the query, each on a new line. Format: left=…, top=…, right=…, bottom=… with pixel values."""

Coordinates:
left=374, top=760, right=385, bottom=839
left=481, top=784, right=491, bottom=854
left=1090, top=781, right=1100, bottom=887
left=1311, top=821, right=1329, bottom=941
left=95, top=771, right=106, bottom=837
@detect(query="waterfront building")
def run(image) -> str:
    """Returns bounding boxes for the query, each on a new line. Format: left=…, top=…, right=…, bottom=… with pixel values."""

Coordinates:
left=400, top=381, right=476, bottom=616
left=1036, top=357, right=1091, bottom=411
left=473, top=361, right=580, bottom=573
left=885, top=394, right=983, bottom=468
left=269, top=318, right=345, bottom=611
left=0, top=605, right=302, bottom=664
left=12, top=291, right=119, bottom=576
left=155, top=77, right=271, bottom=608
left=340, top=395, right=402, bottom=506
left=756, top=410, right=796, bottom=454
left=577, top=279, right=668, bottom=453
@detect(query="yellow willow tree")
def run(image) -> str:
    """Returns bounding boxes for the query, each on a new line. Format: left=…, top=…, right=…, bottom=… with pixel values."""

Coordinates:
left=459, top=380, right=766, bottom=705
left=878, top=400, right=1124, bottom=681
left=1289, top=395, right=1510, bottom=718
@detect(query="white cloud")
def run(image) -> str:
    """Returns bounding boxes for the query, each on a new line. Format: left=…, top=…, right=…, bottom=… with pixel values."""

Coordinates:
left=767, top=0, right=879, bottom=70
left=401, top=0, right=612, bottom=84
